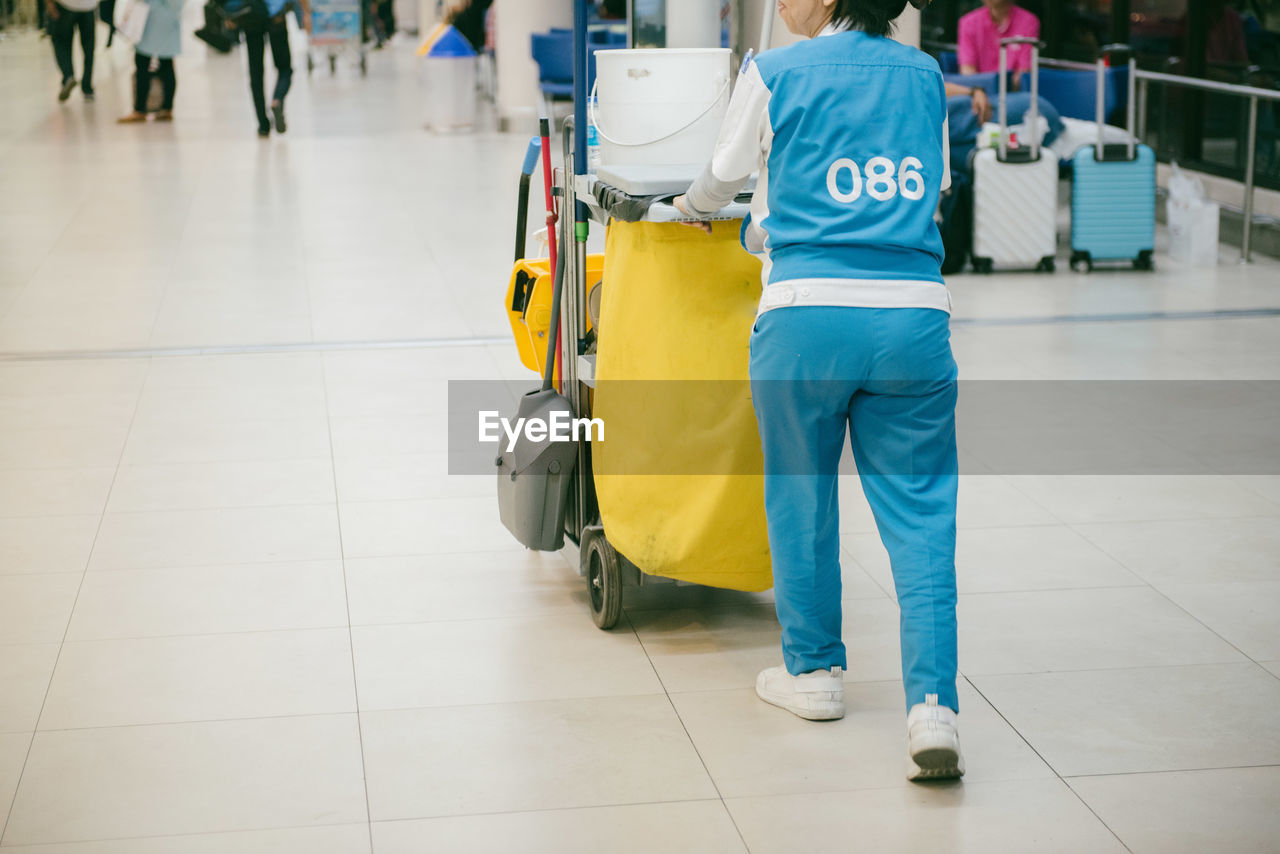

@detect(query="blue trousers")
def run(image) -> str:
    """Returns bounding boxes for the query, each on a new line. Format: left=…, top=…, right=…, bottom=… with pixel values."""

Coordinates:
left=749, top=306, right=959, bottom=712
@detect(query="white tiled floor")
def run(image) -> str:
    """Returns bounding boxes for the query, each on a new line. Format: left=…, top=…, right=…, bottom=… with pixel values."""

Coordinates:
left=2, top=17, right=1280, bottom=853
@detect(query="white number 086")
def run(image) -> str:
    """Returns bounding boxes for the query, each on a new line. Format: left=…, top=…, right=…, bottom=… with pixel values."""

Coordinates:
left=826, top=156, right=926, bottom=203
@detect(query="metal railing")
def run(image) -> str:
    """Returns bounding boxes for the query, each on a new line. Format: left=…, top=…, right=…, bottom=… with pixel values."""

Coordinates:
left=1131, top=68, right=1280, bottom=262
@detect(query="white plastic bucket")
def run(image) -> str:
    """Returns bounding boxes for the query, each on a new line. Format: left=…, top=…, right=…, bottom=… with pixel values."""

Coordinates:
left=592, top=49, right=731, bottom=168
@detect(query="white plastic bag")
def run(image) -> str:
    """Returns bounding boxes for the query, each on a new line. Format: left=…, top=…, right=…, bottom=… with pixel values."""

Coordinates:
left=114, top=0, right=149, bottom=45
left=1167, top=162, right=1220, bottom=267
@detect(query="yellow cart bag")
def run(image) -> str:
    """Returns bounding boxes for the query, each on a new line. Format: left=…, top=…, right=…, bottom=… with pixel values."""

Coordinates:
left=592, top=220, right=772, bottom=592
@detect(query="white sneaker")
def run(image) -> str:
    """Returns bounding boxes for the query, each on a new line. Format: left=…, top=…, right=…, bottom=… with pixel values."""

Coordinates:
left=906, top=694, right=965, bottom=781
left=755, top=665, right=845, bottom=721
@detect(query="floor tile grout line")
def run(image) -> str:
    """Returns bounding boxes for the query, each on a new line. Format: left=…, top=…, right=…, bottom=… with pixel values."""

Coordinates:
left=319, top=356, right=378, bottom=852
left=953, top=671, right=1141, bottom=851
left=0, top=185, right=92, bottom=332
left=1, top=661, right=1268, bottom=738
left=1058, top=512, right=1280, bottom=528
left=0, top=548, right=519, bottom=576
left=5, top=306, right=1280, bottom=364
left=26, top=623, right=361, bottom=647
left=1059, top=779, right=1137, bottom=853
left=840, top=551, right=896, bottom=600
left=366, top=796, right=732, bottom=824
left=960, top=674, right=1062, bottom=780
left=0, top=800, right=754, bottom=850
left=139, top=163, right=200, bottom=351
left=0, top=335, right=513, bottom=362
left=1062, top=519, right=1272, bottom=668
left=0, top=818, right=372, bottom=849
left=21, top=709, right=363, bottom=736
left=1062, top=763, right=1280, bottom=781
left=994, top=474, right=1089, bottom=528
left=0, top=356, right=148, bottom=844
left=959, top=658, right=1265, bottom=681
left=623, top=610, right=754, bottom=854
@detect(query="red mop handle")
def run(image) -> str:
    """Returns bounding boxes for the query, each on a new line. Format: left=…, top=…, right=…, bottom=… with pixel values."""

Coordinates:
left=538, top=118, right=561, bottom=388
left=539, top=118, right=558, bottom=275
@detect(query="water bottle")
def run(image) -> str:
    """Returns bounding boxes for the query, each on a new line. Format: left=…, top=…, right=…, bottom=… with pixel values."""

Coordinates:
left=587, top=95, right=602, bottom=173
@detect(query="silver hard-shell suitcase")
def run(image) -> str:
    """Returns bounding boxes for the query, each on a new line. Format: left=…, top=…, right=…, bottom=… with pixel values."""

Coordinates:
left=971, top=37, right=1059, bottom=274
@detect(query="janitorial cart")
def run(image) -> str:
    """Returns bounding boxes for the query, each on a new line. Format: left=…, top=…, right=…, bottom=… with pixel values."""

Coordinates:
left=495, top=2, right=773, bottom=629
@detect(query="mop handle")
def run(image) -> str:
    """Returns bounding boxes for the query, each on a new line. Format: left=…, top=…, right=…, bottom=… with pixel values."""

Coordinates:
left=539, top=117, right=558, bottom=276
left=514, top=138, right=542, bottom=263
left=541, top=235, right=566, bottom=394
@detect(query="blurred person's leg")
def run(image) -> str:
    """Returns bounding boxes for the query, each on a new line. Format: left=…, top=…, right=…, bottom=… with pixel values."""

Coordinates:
left=157, top=57, right=175, bottom=110
left=99, top=0, right=115, bottom=46
left=267, top=20, right=291, bottom=132
left=76, top=8, right=94, bottom=94
left=133, top=50, right=150, bottom=112
left=244, top=26, right=270, bottom=132
left=50, top=4, right=77, bottom=91
left=269, top=20, right=291, bottom=104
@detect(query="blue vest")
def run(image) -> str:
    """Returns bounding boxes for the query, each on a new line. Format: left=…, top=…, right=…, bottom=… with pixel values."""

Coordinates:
left=752, top=31, right=948, bottom=285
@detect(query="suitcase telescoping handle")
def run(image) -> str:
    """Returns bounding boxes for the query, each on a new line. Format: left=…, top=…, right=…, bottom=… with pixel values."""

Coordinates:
left=998, top=37, right=1044, bottom=162
left=1095, top=44, right=1137, bottom=162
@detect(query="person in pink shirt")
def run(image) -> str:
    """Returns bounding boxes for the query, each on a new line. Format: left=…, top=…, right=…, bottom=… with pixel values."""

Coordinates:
left=957, top=0, right=1040, bottom=77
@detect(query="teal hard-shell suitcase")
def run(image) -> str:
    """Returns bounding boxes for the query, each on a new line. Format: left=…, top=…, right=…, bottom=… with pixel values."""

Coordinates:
left=1069, top=47, right=1156, bottom=272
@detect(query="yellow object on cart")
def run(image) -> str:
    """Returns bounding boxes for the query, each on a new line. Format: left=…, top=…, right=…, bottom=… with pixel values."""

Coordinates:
left=592, top=220, right=772, bottom=592
left=505, top=255, right=604, bottom=376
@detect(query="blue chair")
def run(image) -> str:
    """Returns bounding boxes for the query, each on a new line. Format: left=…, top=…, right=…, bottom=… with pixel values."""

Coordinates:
left=1019, top=66, right=1124, bottom=122
left=530, top=31, right=620, bottom=116
left=532, top=30, right=575, bottom=117
left=938, top=50, right=959, bottom=74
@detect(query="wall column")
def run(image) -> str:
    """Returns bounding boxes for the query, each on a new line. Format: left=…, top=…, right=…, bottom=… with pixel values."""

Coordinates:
left=496, top=0, right=573, bottom=131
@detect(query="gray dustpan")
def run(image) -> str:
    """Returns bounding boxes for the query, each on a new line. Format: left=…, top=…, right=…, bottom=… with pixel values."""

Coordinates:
left=496, top=249, right=578, bottom=551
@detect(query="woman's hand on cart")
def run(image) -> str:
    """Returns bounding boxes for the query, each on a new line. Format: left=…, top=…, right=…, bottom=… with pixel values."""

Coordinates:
left=672, top=195, right=713, bottom=235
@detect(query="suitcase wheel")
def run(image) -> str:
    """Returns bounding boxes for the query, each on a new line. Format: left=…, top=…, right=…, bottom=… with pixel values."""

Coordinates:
left=1134, top=250, right=1154, bottom=271
left=1070, top=251, right=1092, bottom=274
left=972, top=257, right=993, bottom=275
left=586, top=531, right=623, bottom=630
left=1036, top=257, right=1056, bottom=274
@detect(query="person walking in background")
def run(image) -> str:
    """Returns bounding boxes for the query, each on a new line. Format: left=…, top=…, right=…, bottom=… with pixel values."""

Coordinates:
left=229, top=0, right=310, bottom=138
left=957, top=0, right=1039, bottom=85
left=47, top=0, right=98, bottom=102
left=117, top=0, right=186, bottom=123
left=98, top=0, right=116, bottom=48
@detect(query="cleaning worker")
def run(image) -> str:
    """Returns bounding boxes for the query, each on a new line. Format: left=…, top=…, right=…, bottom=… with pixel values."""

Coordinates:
left=674, top=0, right=963, bottom=781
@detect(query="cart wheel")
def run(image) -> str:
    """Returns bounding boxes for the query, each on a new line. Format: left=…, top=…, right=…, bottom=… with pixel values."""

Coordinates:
left=1036, top=257, right=1056, bottom=273
left=307, top=54, right=314, bottom=74
left=585, top=533, right=622, bottom=630
left=1135, top=250, right=1154, bottom=271
left=360, top=54, right=367, bottom=75
left=1070, top=251, right=1092, bottom=274
left=972, top=257, right=993, bottom=275
left=329, top=54, right=336, bottom=74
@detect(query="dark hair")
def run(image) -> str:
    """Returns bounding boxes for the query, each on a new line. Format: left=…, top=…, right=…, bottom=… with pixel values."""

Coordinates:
left=831, top=0, right=931, bottom=38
